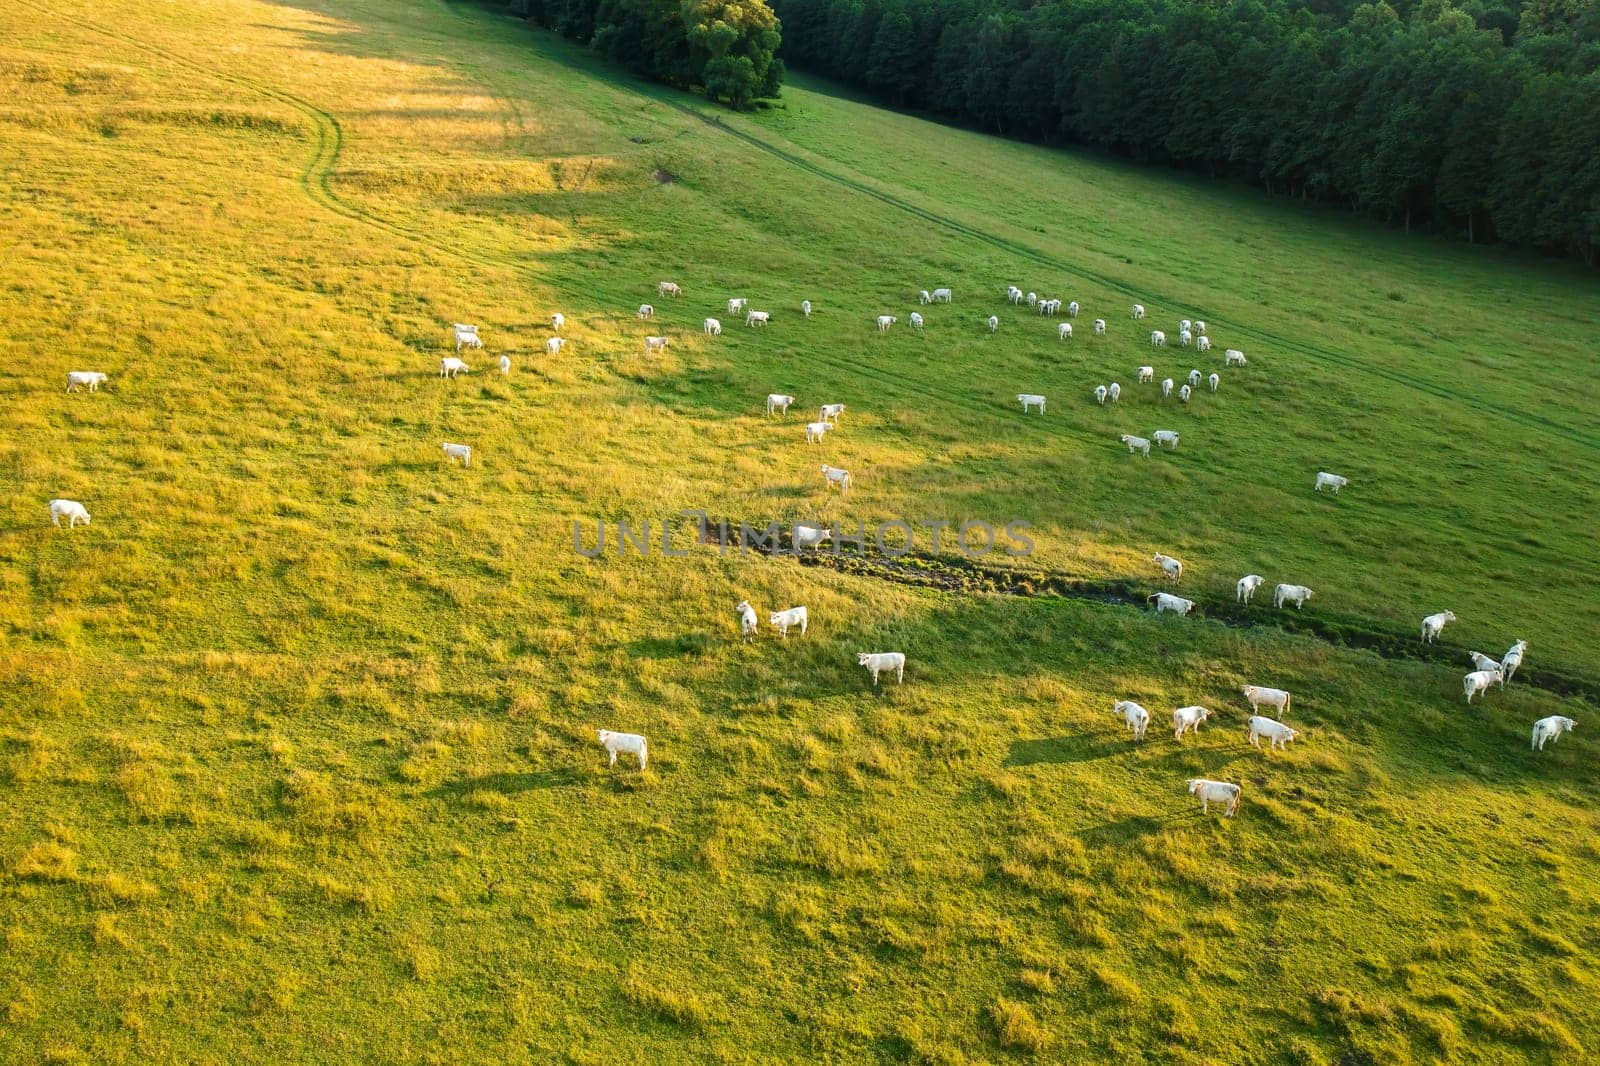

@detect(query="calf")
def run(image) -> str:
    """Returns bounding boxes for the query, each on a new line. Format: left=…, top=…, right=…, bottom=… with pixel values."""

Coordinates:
left=858, top=651, right=906, bottom=686
left=1114, top=700, right=1150, bottom=740
left=440, top=357, right=470, bottom=378
left=1152, top=553, right=1183, bottom=582
left=1153, top=429, right=1179, bottom=449
left=1173, top=706, right=1210, bottom=739
left=1187, top=778, right=1240, bottom=816
left=546, top=337, right=565, bottom=355
left=1315, top=472, right=1348, bottom=493
left=1225, top=349, right=1247, bottom=366
left=644, top=335, right=669, bottom=353
left=1149, top=592, right=1196, bottom=616
left=1531, top=715, right=1574, bottom=751
left=1131, top=304, right=1145, bottom=319
left=877, top=315, right=898, bottom=332
left=728, top=298, right=747, bottom=315
left=597, top=729, right=647, bottom=770
left=65, top=371, right=108, bottom=393
left=1242, top=685, right=1291, bottom=716
left=1236, top=574, right=1264, bottom=604
left=1463, top=669, right=1502, bottom=703
left=747, top=310, right=770, bottom=326
left=1120, top=433, right=1151, bottom=456
left=988, top=315, right=1000, bottom=333
left=805, top=421, right=831, bottom=444
left=1138, top=366, right=1154, bottom=383
left=657, top=281, right=682, bottom=297
left=441, top=442, right=472, bottom=467
left=819, top=403, right=845, bottom=424
left=1247, top=716, right=1299, bottom=752
left=704, top=318, right=722, bottom=336
left=770, top=606, right=808, bottom=638
left=766, top=393, right=795, bottom=416
left=1274, top=583, right=1314, bottom=609
left=820, top=464, right=851, bottom=492
left=1208, top=372, right=1219, bottom=392
left=1421, top=610, right=1456, bottom=644
left=638, top=303, right=654, bottom=319
left=49, top=499, right=90, bottom=528
left=1018, top=393, right=1046, bottom=414
left=736, top=600, right=758, bottom=643
left=1502, top=640, right=1528, bottom=681
left=1094, top=319, right=1106, bottom=335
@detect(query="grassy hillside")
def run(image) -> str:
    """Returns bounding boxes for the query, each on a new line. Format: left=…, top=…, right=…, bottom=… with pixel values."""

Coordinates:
left=1, top=0, right=1597, bottom=1061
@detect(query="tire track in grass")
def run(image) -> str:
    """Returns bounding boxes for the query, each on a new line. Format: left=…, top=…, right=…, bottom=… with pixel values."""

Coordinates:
left=657, top=101, right=1600, bottom=452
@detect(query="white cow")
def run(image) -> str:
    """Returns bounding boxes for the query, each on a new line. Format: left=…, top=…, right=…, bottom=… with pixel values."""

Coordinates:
left=644, top=335, right=669, bottom=353
left=1531, top=715, right=1574, bottom=751
left=1464, top=669, right=1503, bottom=703
left=1131, top=304, right=1146, bottom=319
left=1315, top=472, right=1348, bottom=494
left=1027, top=292, right=1038, bottom=307
left=1179, top=329, right=1193, bottom=347
left=49, top=499, right=90, bottom=528
left=1149, top=592, right=1196, bottom=616
left=801, top=300, right=812, bottom=318
left=728, top=298, right=747, bottom=316
left=441, top=442, right=471, bottom=467
left=1248, top=716, right=1299, bottom=752
left=1179, top=384, right=1192, bottom=403
left=1137, top=366, right=1154, bottom=383
left=1095, top=385, right=1108, bottom=406
left=1094, top=319, right=1106, bottom=335
left=597, top=729, right=647, bottom=770
left=1153, top=553, right=1183, bottom=582
left=1237, top=574, right=1265, bottom=604
left=704, top=318, right=722, bottom=336
left=1173, top=706, right=1210, bottom=739
left=820, top=464, right=851, bottom=492
left=658, top=281, right=682, bottom=297
left=546, top=337, right=565, bottom=355
left=766, top=393, right=796, bottom=416
left=440, top=357, right=470, bottom=378
left=551, top=312, right=565, bottom=331
left=1502, top=640, right=1528, bottom=681
left=1242, top=685, right=1291, bottom=716
left=1187, top=369, right=1202, bottom=387
left=1469, top=651, right=1504, bottom=676
left=793, top=524, right=832, bottom=550
left=65, top=371, right=109, bottom=393
left=770, top=606, right=808, bottom=638
left=805, top=421, right=831, bottom=444
left=1196, top=336, right=1212, bottom=353
left=820, top=403, right=845, bottom=424
left=910, top=312, right=924, bottom=331
left=453, top=324, right=482, bottom=351
left=1108, top=382, right=1121, bottom=403
left=932, top=288, right=952, bottom=303
left=858, top=651, right=906, bottom=686
left=1195, top=321, right=1206, bottom=334
left=1067, top=301, right=1080, bottom=317
left=1007, top=286, right=1023, bottom=304
left=1274, top=584, right=1314, bottom=609
left=878, top=315, right=898, bottom=332
left=1226, top=349, right=1247, bottom=366
left=1153, top=429, right=1179, bottom=450
left=1208, top=372, right=1220, bottom=392
left=638, top=304, right=654, bottom=319
left=736, top=600, right=758, bottom=643
left=1114, top=700, right=1150, bottom=740
left=499, top=354, right=511, bottom=375
left=1179, top=319, right=1192, bottom=334
left=1421, top=610, right=1456, bottom=644
left=988, top=315, right=999, bottom=333
left=1161, top=378, right=1174, bottom=398
left=1018, top=393, right=1046, bottom=414
left=1057, top=322, right=1072, bottom=340
left=1121, top=433, right=1151, bottom=456
left=747, top=311, right=770, bottom=327
left=1187, top=778, right=1240, bottom=816
left=919, top=289, right=933, bottom=305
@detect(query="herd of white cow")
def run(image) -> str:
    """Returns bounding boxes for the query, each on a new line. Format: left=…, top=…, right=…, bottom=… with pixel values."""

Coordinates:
left=51, top=278, right=1573, bottom=809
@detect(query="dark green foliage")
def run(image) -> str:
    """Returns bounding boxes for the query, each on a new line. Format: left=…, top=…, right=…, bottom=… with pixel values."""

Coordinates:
left=772, top=0, right=1600, bottom=261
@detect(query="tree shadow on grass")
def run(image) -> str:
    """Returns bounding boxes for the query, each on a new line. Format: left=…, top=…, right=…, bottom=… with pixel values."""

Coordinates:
left=427, top=767, right=580, bottom=799
left=1004, top=734, right=1122, bottom=767
left=1074, top=812, right=1183, bottom=847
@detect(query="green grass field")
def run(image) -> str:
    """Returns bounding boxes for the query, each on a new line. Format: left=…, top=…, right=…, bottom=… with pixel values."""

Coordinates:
left=3, top=0, right=1599, bottom=1061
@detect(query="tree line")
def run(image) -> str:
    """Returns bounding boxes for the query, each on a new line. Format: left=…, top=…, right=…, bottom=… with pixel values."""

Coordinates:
left=771, top=0, right=1600, bottom=262
left=504, top=0, right=785, bottom=108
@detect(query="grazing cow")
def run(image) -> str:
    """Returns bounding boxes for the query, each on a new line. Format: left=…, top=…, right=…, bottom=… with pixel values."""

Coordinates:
left=1247, top=716, right=1299, bottom=752
left=1208, top=372, right=1220, bottom=392
left=1274, top=583, right=1314, bottom=609
left=793, top=524, right=832, bottom=549
left=440, top=357, right=470, bottom=378
left=1027, top=292, right=1038, bottom=307
left=1188, top=369, right=1202, bottom=387
left=858, top=651, right=906, bottom=686
left=1194, top=321, right=1206, bottom=334
left=878, top=315, right=898, bottom=332
left=65, top=371, right=108, bottom=393
left=1149, top=593, right=1196, bottom=616
left=736, top=600, right=759, bottom=643
left=597, top=729, right=647, bottom=770
left=1038, top=299, right=1061, bottom=316
left=1018, top=393, right=1046, bottom=414
left=820, top=403, right=845, bottom=424
left=1242, top=685, right=1291, bottom=716
left=1531, top=715, right=1574, bottom=751
left=805, top=421, right=831, bottom=444
left=704, top=318, right=722, bottom=336
left=910, top=312, right=924, bottom=331
left=770, top=606, right=808, bottom=638
left=49, top=499, right=90, bottom=528
left=499, top=354, right=511, bottom=375
left=820, top=464, right=851, bottom=492
left=1421, top=610, right=1456, bottom=644
left=1153, top=429, right=1179, bottom=450
left=1108, top=382, right=1121, bottom=403
left=1315, top=472, right=1348, bottom=493
left=1008, top=286, right=1023, bottom=304
left=1468, top=651, right=1501, bottom=673
left=658, top=281, right=682, bottom=297
left=1196, top=336, right=1212, bottom=353
left=1058, top=322, right=1072, bottom=340
left=1095, top=385, right=1108, bottom=406
left=932, top=288, right=952, bottom=303
left=1226, top=349, right=1247, bottom=366
left=766, top=393, right=796, bottom=416
left=1179, top=384, right=1192, bottom=403
left=728, top=298, right=747, bottom=316
left=453, top=324, right=482, bottom=351
left=801, top=300, right=812, bottom=318
left=1162, top=378, right=1174, bottom=398
left=1067, top=301, right=1080, bottom=317
left=1187, top=778, right=1240, bottom=816
left=746, top=311, right=770, bottom=327
left=1114, top=700, right=1150, bottom=740
left=551, top=312, right=565, bottom=331
left=1502, top=640, right=1528, bottom=681
left=1464, top=669, right=1502, bottom=703
left=1173, top=705, right=1210, bottom=739
left=644, top=336, right=669, bottom=353
left=441, top=442, right=471, bottom=467
left=919, top=289, right=933, bottom=305
left=1131, top=304, right=1145, bottom=319
left=1179, top=329, right=1193, bottom=347
left=1153, top=553, right=1183, bottom=582
left=546, top=337, right=565, bottom=355
left=988, top=315, right=999, bottom=333
left=1094, top=319, right=1106, bottom=335
left=638, top=304, right=654, bottom=319
left=1121, top=433, right=1151, bottom=456
left=1179, top=319, right=1192, bottom=334
left=1236, top=574, right=1265, bottom=604
left=1138, top=366, right=1154, bottom=383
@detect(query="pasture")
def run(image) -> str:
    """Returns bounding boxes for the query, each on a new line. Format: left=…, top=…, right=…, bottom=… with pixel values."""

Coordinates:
left=2, top=0, right=1598, bottom=1061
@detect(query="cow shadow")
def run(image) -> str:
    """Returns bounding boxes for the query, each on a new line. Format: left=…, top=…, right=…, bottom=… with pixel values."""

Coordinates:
left=1004, top=734, right=1121, bottom=767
